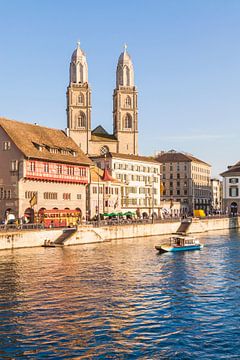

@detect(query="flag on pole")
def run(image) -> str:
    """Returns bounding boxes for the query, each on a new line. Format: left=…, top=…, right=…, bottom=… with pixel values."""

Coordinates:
left=29, top=193, right=37, bottom=208
left=160, top=182, right=164, bottom=195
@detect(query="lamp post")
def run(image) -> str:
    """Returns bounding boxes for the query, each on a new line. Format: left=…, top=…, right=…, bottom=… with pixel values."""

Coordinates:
left=192, top=178, right=195, bottom=216
left=97, top=167, right=100, bottom=227
left=152, top=175, right=154, bottom=224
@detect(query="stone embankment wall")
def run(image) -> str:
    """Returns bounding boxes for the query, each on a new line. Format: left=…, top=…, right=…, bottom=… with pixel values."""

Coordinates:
left=66, top=221, right=181, bottom=246
left=187, top=217, right=239, bottom=234
left=0, top=217, right=239, bottom=250
left=0, top=228, right=64, bottom=250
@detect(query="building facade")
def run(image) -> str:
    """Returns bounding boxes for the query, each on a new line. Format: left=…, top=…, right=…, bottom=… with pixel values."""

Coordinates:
left=155, top=150, right=211, bottom=215
left=210, top=178, right=222, bottom=213
left=87, top=166, right=122, bottom=220
left=66, top=42, right=138, bottom=157
left=0, top=117, right=92, bottom=222
left=221, top=162, right=240, bottom=215
left=91, top=153, right=161, bottom=218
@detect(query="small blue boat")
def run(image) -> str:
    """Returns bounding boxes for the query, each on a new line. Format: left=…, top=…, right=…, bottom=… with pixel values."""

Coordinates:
left=155, top=235, right=203, bottom=253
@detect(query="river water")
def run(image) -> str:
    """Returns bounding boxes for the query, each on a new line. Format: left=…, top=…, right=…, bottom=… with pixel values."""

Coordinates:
left=0, top=230, right=240, bottom=359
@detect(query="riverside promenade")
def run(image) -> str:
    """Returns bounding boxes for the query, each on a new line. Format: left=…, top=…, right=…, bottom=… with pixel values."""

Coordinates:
left=0, top=216, right=239, bottom=250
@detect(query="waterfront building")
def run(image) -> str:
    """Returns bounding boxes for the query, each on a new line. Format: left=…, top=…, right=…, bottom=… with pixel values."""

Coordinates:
left=91, top=153, right=161, bottom=218
left=87, top=166, right=122, bottom=220
left=0, top=118, right=92, bottom=221
left=210, top=178, right=222, bottom=213
left=220, top=161, right=240, bottom=215
left=66, top=42, right=138, bottom=156
left=155, top=150, right=211, bottom=215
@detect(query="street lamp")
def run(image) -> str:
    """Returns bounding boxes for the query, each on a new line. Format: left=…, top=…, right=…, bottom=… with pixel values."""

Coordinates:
left=97, top=167, right=100, bottom=227
left=152, top=175, right=154, bottom=223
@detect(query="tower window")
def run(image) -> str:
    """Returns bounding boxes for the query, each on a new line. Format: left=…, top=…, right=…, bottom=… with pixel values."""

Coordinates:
left=124, top=113, right=132, bottom=129
left=78, top=93, right=84, bottom=104
left=75, top=112, right=86, bottom=128
left=125, top=96, right=131, bottom=108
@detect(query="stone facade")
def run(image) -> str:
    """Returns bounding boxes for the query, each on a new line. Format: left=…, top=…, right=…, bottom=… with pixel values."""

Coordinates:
left=156, top=150, right=211, bottom=215
left=66, top=43, right=138, bottom=157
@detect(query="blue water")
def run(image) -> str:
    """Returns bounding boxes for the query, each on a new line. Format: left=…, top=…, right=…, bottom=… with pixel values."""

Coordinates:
left=0, top=230, right=240, bottom=359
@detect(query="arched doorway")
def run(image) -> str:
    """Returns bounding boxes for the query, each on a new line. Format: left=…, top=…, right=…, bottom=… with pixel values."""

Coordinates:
left=24, top=208, right=34, bottom=223
left=230, top=202, right=238, bottom=216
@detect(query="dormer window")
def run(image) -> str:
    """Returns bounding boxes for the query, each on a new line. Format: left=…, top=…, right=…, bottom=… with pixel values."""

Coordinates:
left=49, top=147, right=59, bottom=154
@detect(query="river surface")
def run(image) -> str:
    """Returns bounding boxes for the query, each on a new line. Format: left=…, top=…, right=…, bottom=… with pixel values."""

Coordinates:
left=0, top=230, right=240, bottom=359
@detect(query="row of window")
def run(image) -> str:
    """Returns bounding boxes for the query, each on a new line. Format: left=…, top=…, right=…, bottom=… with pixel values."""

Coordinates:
left=162, top=164, right=187, bottom=172
left=0, top=188, right=11, bottom=199
left=28, top=162, right=87, bottom=177
left=33, top=142, right=77, bottom=157
left=163, top=190, right=188, bottom=196
left=24, top=191, right=82, bottom=200
left=114, top=163, right=159, bottom=173
left=116, top=173, right=159, bottom=183
left=163, top=181, right=188, bottom=188
left=161, top=163, right=210, bottom=175
left=125, top=187, right=157, bottom=195
left=122, top=198, right=158, bottom=206
left=92, top=186, right=119, bottom=195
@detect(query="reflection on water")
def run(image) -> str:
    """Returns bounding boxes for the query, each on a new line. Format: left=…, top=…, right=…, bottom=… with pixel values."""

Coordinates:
left=0, top=230, right=240, bottom=358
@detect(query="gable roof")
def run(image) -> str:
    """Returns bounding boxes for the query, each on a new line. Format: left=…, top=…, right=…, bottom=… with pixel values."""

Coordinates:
left=155, top=151, right=210, bottom=166
left=0, top=117, right=92, bottom=166
left=220, top=161, right=240, bottom=177
left=92, top=125, right=109, bottom=135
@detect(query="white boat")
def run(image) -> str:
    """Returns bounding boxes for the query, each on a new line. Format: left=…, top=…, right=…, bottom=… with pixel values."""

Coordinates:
left=155, top=235, right=203, bottom=253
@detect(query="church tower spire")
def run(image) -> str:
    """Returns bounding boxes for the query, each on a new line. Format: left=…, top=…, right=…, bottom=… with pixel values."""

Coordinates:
left=67, top=41, right=91, bottom=154
left=113, top=45, right=138, bottom=155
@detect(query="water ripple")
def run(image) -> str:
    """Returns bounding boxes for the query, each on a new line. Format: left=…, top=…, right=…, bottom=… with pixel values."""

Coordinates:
left=0, top=230, right=240, bottom=358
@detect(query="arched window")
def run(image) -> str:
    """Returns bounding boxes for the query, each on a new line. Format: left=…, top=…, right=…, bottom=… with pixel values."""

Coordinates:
left=124, top=113, right=132, bottom=129
left=75, top=112, right=86, bottom=128
left=124, top=66, right=130, bottom=86
left=78, top=93, right=84, bottom=104
left=79, top=64, right=83, bottom=83
left=125, top=96, right=131, bottom=108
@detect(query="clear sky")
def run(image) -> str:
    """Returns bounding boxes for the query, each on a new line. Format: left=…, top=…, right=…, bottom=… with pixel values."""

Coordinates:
left=0, top=0, right=239, bottom=177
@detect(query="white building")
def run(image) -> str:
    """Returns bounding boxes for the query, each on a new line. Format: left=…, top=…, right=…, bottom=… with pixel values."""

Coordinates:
left=221, top=162, right=240, bottom=215
left=210, top=178, right=222, bottom=213
left=91, top=153, right=161, bottom=218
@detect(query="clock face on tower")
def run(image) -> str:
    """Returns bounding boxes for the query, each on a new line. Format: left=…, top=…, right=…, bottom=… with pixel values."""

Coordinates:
left=100, top=146, right=109, bottom=156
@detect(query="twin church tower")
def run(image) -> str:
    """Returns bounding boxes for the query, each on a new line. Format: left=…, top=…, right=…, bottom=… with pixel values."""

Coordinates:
left=66, top=42, right=138, bottom=156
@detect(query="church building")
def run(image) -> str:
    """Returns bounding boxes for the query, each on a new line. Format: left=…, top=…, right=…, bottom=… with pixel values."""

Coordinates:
left=66, top=42, right=138, bottom=156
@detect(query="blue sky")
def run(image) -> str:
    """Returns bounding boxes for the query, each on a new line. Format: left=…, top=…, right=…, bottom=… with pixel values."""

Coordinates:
left=0, top=0, right=240, bottom=176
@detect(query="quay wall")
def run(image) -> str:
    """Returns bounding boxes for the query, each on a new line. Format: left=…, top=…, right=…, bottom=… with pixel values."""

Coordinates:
left=187, top=217, right=240, bottom=234
left=0, top=229, right=64, bottom=250
left=0, top=217, right=239, bottom=250
left=66, top=221, right=181, bottom=246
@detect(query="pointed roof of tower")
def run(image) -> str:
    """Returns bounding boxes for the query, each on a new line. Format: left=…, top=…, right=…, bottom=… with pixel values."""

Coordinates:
left=118, top=43, right=133, bottom=65
left=71, top=40, right=86, bottom=62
